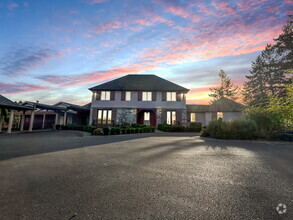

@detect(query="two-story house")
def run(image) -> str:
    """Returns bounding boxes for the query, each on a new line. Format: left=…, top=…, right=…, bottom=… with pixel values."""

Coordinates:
left=89, top=74, right=189, bottom=126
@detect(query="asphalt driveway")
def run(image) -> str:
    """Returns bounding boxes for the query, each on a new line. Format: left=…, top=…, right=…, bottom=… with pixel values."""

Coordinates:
left=0, top=130, right=292, bottom=219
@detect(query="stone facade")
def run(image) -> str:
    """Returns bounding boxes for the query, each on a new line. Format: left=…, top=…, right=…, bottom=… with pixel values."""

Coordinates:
left=156, top=109, right=162, bottom=125
left=116, top=108, right=136, bottom=125
left=181, top=109, right=187, bottom=126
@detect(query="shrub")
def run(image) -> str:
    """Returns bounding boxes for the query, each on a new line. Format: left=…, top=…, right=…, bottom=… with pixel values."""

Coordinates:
left=116, top=127, right=121, bottom=135
left=130, top=128, right=135, bottom=133
left=188, top=122, right=202, bottom=132
left=110, top=127, right=116, bottom=135
left=230, top=119, right=257, bottom=140
left=138, top=128, right=143, bottom=133
left=244, top=107, right=284, bottom=139
left=121, top=128, right=126, bottom=134
left=200, top=119, right=257, bottom=140
left=126, top=128, right=131, bottom=134
left=56, top=124, right=61, bottom=130
left=158, top=124, right=185, bottom=132
left=135, top=128, right=139, bottom=133
left=103, top=127, right=110, bottom=135
left=93, top=128, right=102, bottom=135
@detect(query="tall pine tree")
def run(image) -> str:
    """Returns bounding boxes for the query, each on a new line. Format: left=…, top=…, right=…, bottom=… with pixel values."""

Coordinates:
left=243, top=15, right=292, bottom=106
left=209, top=70, right=239, bottom=103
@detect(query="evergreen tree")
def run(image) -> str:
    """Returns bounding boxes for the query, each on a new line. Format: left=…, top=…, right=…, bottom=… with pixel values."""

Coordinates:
left=243, top=15, right=292, bottom=106
left=209, top=70, right=239, bottom=103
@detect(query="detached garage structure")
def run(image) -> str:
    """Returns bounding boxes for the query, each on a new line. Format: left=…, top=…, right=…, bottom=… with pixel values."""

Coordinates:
left=0, top=94, right=33, bottom=133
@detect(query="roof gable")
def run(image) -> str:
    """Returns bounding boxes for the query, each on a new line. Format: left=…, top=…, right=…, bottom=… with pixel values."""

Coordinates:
left=89, top=74, right=189, bottom=92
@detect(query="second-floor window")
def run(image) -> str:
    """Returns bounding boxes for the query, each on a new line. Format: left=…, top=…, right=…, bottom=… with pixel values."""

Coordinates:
left=101, top=91, right=110, bottom=100
left=125, top=91, right=131, bottom=101
left=142, top=92, right=152, bottom=101
left=167, top=92, right=176, bottom=101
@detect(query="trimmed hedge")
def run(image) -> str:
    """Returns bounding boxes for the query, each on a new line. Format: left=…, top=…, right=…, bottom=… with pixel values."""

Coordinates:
left=158, top=123, right=202, bottom=132
left=200, top=119, right=257, bottom=140
left=61, top=124, right=96, bottom=133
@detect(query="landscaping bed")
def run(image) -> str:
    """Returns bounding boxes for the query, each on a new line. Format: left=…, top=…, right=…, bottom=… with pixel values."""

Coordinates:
left=60, top=124, right=155, bottom=135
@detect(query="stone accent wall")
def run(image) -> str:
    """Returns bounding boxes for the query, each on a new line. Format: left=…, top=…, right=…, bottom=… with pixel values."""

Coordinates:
left=156, top=109, right=162, bottom=125
left=116, top=108, right=136, bottom=125
left=181, top=109, right=187, bottom=126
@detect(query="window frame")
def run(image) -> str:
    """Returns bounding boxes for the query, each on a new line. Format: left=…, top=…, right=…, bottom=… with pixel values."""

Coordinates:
left=190, top=113, right=196, bottom=122
left=166, top=92, right=176, bottom=101
left=97, top=109, right=112, bottom=125
left=125, top=91, right=131, bottom=101
left=101, top=91, right=111, bottom=101
left=142, top=91, right=152, bottom=101
left=217, top=112, right=223, bottom=120
left=166, top=110, right=176, bottom=125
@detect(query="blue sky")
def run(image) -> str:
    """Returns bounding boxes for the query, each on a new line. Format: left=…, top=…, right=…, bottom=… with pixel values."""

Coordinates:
left=0, top=0, right=292, bottom=104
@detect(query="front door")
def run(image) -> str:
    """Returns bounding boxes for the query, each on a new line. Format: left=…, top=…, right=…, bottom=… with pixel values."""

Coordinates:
left=137, top=109, right=156, bottom=126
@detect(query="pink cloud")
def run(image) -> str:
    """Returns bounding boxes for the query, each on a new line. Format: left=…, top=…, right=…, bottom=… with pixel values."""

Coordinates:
left=0, top=82, right=51, bottom=94
left=88, top=0, right=108, bottom=4
left=7, top=3, right=18, bottom=9
left=37, top=64, right=157, bottom=87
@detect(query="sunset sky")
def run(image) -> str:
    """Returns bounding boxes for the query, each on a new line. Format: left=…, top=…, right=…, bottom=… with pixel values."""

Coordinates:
left=0, top=0, right=292, bottom=105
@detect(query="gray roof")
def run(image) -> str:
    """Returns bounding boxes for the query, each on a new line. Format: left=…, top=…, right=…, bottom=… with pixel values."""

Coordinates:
left=0, top=95, right=32, bottom=110
left=186, top=105, right=210, bottom=113
left=54, top=101, right=90, bottom=111
left=187, top=97, right=243, bottom=113
left=89, top=74, right=189, bottom=92
left=22, top=101, right=65, bottom=111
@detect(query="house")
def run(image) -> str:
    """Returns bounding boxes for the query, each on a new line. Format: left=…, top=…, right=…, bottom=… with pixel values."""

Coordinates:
left=187, top=97, right=244, bottom=126
left=88, top=74, right=189, bottom=126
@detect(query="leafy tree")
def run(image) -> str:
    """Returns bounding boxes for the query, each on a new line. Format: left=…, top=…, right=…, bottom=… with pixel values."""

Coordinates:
left=209, top=70, right=239, bottom=103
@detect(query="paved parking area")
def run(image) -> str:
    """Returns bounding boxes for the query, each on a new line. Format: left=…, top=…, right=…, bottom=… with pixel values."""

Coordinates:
left=0, top=130, right=292, bottom=219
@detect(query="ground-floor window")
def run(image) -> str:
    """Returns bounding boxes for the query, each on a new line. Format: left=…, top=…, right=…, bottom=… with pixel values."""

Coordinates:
left=190, top=113, right=196, bottom=122
left=167, top=111, right=176, bottom=125
left=98, top=109, right=112, bottom=125
left=217, top=112, right=223, bottom=120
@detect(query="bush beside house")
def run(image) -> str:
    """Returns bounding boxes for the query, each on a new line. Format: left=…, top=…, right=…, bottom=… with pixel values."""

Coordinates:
left=158, top=122, right=202, bottom=132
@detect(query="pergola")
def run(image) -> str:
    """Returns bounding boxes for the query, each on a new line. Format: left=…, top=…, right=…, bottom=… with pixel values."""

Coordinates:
left=0, top=95, right=33, bottom=133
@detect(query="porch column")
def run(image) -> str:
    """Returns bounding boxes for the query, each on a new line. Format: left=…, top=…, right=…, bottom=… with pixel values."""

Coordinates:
left=55, top=113, right=58, bottom=124
left=63, top=111, right=67, bottom=125
left=89, top=108, right=93, bottom=125
left=28, top=110, right=35, bottom=132
left=7, top=109, right=14, bottom=133
left=0, top=112, right=3, bottom=133
left=20, top=111, right=25, bottom=131
left=42, top=114, right=46, bottom=129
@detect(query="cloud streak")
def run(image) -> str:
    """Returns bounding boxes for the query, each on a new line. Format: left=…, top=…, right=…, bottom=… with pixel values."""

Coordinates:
left=0, top=82, right=51, bottom=94
left=0, top=47, right=61, bottom=76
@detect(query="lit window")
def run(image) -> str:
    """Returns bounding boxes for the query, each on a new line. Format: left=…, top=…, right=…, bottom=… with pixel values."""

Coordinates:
left=101, top=91, right=110, bottom=100
left=125, top=91, right=131, bottom=101
left=98, top=110, right=102, bottom=124
left=167, top=111, right=176, bottom=125
left=144, top=112, right=150, bottom=121
left=191, top=113, right=196, bottom=122
left=142, top=92, right=152, bottom=101
left=107, top=110, right=112, bottom=124
left=166, top=92, right=176, bottom=101
left=217, top=112, right=223, bottom=119
left=97, top=109, right=112, bottom=125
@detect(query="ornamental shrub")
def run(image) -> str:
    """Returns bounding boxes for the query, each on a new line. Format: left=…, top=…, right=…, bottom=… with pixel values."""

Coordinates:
left=103, top=127, right=110, bottom=135
left=121, top=128, right=126, bottom=134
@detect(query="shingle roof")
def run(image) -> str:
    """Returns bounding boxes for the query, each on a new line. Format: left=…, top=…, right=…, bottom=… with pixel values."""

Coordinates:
left=186, top=104, right=210, bottom=113
left=22, top=101, right=65, bottom=111
left=0, top=95, right=32, bottom=110
left=89, top=74, right=189, bottom=92
left=54, top=101, right=90, bottom=111
left=209, top=97, right=244, bottom=112
left=187, top=97, right=243, bottom=113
